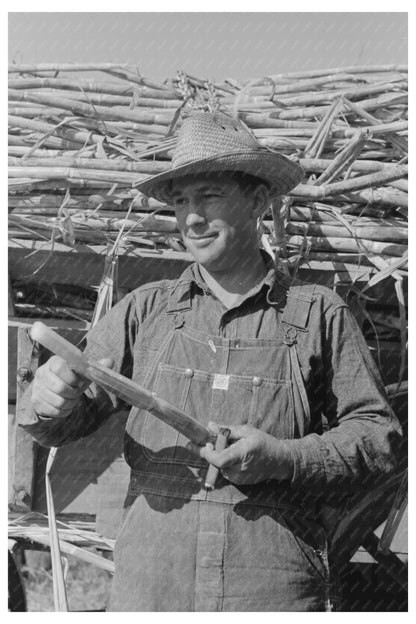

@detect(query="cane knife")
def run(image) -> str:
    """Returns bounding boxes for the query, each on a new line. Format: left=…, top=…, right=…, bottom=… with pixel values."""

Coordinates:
left=30, top=321, right=229, bottom=489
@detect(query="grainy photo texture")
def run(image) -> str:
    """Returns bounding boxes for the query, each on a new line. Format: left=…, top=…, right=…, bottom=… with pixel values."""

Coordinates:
left=8, top=11, right=408, bottom=612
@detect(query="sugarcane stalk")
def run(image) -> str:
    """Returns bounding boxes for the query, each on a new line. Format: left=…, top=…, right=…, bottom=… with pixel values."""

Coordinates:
left=11, top=213, right=178, bottom=233
left=30, top=321, right=211, bottom=446
left=287, top=234, right=406, bottom=256
left=314, top=132, right=366, bottom=184
left=9, top=156, right=170, bottom=174
left=8, top=114, right=103, bottom=146
left=294, top=251, right=407, bottom=269
left=299, top=158, right=406, bottom=174
left=267, top=81, right=408, bottom=108
left=9, top=166, right=146, bottom=184
left=286, top=206, right=406, bottom=227
left=287, top=221, right=407, bottom=242
left=290, top=165, right=408, bottom=198
left=9, top=145, right=93, bottom=158
left=303, top=97, right=344, bottom=158
left=9, top=89, right=174, bottom=126
left=388, top=179, right=408, bottom=192
left=9, top=62, right=137, bottom=73
left=261, top=93, right=407, bottom=120
left=9, top=76, right=181, bottom=101
left=103, top=68, right=174, bottom=93
left=11, top=86, right=182, bottom=109
left=8, top=132, right=86, bottom=151
left=265, top=65, right=407, bottom=80
left=9, top=192, right=165, bottom=212
left=246, top=72, right=365, bottom=95
left=8, top=105, right=68, bottom=118
left=9, top=178, right=116, bottom=192
left=336, top=188, right=407, bottom=208
left=343, top=98, right=408, bottom=154
left=64, top=117, right=168, bottom=137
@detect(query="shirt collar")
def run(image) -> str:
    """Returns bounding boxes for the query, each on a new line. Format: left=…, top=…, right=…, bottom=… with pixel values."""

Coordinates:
left=168, top=251, right=290, bottom=311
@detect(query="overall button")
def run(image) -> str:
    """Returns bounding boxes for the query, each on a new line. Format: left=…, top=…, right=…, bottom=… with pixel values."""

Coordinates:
left=173, top=312, right=185, bottom=328
left=252, top=376, right=262, bottom=387
left=185, top=368, right=194, bottom=378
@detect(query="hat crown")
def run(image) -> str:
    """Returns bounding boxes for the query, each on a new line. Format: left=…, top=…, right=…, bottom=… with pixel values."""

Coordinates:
left=172, top=111, right=260, bottom=168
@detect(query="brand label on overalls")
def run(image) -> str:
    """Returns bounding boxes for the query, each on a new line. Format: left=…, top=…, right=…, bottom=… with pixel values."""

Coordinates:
left=212, top=374, right=230, bottom=390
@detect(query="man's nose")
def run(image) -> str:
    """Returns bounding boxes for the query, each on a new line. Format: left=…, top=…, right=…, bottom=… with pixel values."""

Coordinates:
left=185, top=205, right=206, bottom=227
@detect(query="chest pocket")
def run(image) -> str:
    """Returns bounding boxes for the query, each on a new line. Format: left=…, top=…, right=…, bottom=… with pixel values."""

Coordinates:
left=139, top=332, right=297, bottom=466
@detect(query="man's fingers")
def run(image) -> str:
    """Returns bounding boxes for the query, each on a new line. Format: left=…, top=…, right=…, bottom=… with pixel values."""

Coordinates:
left=32, top=387, right=79, bottom=419
left=208, top=422, right=254, bottom=442
left=37, top=386, right=79, bottom=411
left=47, top=355, right=113, bottom=391
left=48, top=355, right=84, bottom=387
left=41, top=370, right=84, bottom=399
left=207, top=422, right=221, bottom=435
left=200, top=441, right=244, bottom=469
left=186, top=441, right=214, bottom=459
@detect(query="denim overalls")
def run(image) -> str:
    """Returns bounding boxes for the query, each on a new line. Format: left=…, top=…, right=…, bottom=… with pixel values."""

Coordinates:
left=108, top=278, right=334, bottom=611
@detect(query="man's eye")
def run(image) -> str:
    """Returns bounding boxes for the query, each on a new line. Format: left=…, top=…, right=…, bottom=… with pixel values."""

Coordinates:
left=173, top=198, right=186, bottom=206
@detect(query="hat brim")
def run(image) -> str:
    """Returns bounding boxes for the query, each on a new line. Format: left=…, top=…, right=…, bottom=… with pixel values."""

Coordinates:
left=135, top=150, right=303, bottom=203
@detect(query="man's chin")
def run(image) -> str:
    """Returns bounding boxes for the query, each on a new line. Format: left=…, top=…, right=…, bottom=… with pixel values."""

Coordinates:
left=187, top=246, right=225, bottom=271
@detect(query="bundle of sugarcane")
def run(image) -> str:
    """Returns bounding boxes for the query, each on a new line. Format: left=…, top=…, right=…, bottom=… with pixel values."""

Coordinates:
left=8, top=63, right=408, bottom=273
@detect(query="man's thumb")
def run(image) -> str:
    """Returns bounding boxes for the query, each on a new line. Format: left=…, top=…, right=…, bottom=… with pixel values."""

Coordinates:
left=98, top=357, right=115, bottom=369
left=226, top=424, right=254, bottom=441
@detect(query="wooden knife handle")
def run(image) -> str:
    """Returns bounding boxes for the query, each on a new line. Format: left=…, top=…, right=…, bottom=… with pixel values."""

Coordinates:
left=204, top=427, right=230, bottom=490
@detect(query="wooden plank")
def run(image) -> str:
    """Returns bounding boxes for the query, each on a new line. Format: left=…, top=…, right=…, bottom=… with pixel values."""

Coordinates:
left=9, top=319, right=89, bottom=401
left=8, top=405, right=16, bottom=506
left=8, top=272, right=15, bottom=317
left=8, top=326, right=19, bottom=402
left=9, top=244, right=191, bottom=291
left=11, top=323, right=90, bottom=512
left=96, top=455, right=130, bottom=538
left=361, top=532, right=408, bottom=592
left=9, top=318, right=128, bottom=527
left=11, top=328, right=40, bottom=511
left=9, top=316, right=89, bottom=330
left=32, top=411, right=128, bottom=522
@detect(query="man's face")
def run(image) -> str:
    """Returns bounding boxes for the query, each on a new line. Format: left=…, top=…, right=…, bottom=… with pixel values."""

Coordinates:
left=170, top=172, right=262, bottom=273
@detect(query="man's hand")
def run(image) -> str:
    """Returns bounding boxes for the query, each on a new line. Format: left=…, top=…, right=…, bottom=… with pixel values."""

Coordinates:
left=188, top=422, right=294, bottom=485
left=31, top=355, right=114, bottom=419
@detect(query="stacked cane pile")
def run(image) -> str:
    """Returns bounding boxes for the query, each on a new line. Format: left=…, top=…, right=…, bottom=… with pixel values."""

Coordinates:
left=8, top=63, right=408, bottom=306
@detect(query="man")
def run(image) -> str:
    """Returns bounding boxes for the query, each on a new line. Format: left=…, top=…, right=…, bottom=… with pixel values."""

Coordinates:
left=20, top=111, right=402, bottom=611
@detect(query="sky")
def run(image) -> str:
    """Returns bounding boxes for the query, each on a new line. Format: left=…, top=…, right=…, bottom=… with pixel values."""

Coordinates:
left=8, top=11, right=408, bottom=83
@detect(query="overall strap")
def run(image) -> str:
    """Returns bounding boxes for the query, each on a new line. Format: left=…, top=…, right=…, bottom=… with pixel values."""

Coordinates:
left=279, top=280, right=318, bottom=437
left=281, top=282, right=317, bottom=333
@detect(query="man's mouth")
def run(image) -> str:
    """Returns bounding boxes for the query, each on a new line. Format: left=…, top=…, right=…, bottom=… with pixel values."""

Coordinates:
left=187, top=233, right=218, bottom=243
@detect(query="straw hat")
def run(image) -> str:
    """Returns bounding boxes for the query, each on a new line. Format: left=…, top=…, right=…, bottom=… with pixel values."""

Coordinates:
left=135, top=111, right=304, bottom=202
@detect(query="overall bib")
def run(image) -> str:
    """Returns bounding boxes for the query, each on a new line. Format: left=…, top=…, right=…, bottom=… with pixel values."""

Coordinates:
left=109, top=282, right=334, bottom=611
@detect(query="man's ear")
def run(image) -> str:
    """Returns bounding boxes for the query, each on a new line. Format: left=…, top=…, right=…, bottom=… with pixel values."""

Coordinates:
left=251, top=184, right=270, bottom=219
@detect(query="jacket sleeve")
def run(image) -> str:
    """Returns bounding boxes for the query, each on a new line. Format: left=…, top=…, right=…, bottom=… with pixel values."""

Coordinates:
left=17, top=291, right=138, bottom=448
left=287, top=302, right=403, bottom=495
